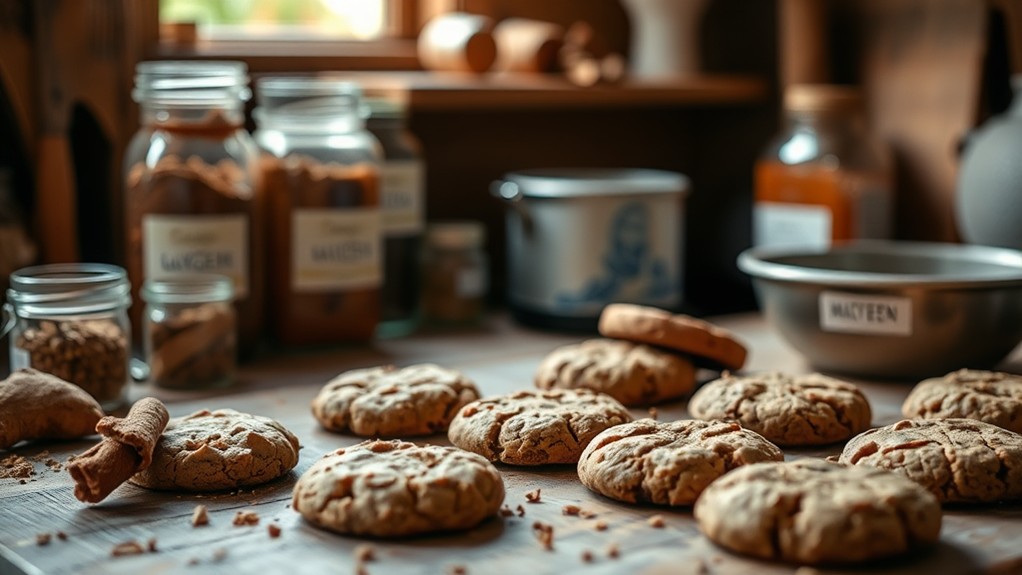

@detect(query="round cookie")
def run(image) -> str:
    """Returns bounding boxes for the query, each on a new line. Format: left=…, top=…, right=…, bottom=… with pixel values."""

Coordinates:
left=534, top=339, right=696, bottom=406
left=131, top=409, right=300, bottom=491
left=448, top=389, right=633, bottom=465
left=902, top=369, right=1022, bottom=433
left=694, top=459, right=942, bottom=565
left=688, top=372, right=872, bottom=446
left=839, top=418, right=1022, bottom=504
left=577, top=419, right=783, bottom=505
left=292, top=440, right=504, bottom=537
left=598, top=303, right=747, bottom=371
left=311, top=364, right=480, bottom=437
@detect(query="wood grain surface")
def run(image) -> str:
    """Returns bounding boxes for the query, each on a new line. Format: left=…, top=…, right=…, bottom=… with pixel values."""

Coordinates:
left=2, top=314, right=1021, bottom=575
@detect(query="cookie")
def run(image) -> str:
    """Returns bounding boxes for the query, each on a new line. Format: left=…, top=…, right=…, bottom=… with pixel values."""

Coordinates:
left=311, top=364, right=480, bottom=437
left=577, top=419, right=783, bottom=505
left=447, top=389, right=633, bottom=465
left=901, top=369, right=1022, bottom=433
left=130, top=409, right=300, bottom=491
left=688, top=372, right=872, bottom=446
left=534, top=339, right=696, bottom=406
left=694, top=459, right=942, bottom=564
left=598, top=303, right=747, bottom=370
left=839, top=418, right=1022, bottom=504
left=292, top=439, right=504, bottom=537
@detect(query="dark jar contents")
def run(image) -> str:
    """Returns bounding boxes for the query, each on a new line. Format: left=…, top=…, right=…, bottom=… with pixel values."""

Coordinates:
left=421, top=222, right=488, bottom=325
left=142, top=276, right=236, bottom=389
left=123, top=61, right=264, bottom=356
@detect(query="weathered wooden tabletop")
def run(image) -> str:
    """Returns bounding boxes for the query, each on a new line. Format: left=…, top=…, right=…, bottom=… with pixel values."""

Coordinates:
left=1, top=314, right=1021, bottom=575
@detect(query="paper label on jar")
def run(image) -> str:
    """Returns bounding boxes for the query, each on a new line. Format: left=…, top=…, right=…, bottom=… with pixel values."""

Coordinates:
left=291, top=208, right=382, bottom=291
left=144, top=215, right=249, bottom=298
left=753, top=202, right=832, bottom=250
left=819, top=291, right=912, bottom=336
left=380, top=160, right=425, bottom=237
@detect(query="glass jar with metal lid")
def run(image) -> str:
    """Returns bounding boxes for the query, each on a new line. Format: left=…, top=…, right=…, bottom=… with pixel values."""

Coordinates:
left=3, top=263, right=131, bottom=410
left=421, top=221, right=488, bottom=325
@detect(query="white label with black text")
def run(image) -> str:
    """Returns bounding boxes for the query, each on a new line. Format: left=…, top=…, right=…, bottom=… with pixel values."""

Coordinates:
left=292, top=208, right=382, bottom=291
left=754, top=202, right=832, bottom=249
left=381, top=160, right=424, bottom=236
left=819, top=291, right=912, bottom=336
left=144, top=215, right=249, bottom=298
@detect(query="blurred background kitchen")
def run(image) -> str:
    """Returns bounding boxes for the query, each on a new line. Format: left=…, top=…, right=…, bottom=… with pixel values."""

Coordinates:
left=0, top=0, right=1016, bottom=360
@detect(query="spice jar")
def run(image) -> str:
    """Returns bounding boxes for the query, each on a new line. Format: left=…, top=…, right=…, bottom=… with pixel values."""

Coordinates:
left=253, top=77, right=382, bottom=346
left=141, top=275, right=236, bottom=389
left=124, top=61, right=264, bottom=356
left=3, top=263, right=131, bottom=410
left=421, top=222, right=488, bottom=324
left=366, top=95, right=425, bottom=338
left=754, top=84, right=893, bottom=249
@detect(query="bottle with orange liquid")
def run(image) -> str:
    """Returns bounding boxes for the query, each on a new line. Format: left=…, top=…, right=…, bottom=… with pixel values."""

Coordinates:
left=754, top=84, right=893, bottom=249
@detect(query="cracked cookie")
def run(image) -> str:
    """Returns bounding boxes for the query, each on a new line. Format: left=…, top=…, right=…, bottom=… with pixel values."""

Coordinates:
left=448, top=389, right=633, bottom=465
left=839, top=418, right=1022, bottom=504
left=130, top=409, right=300, bottom=491
left=598, top=303, right=747, bottom=371
left=578, top=419, right=783, bottom=505
left=902, top=370, right=1022, bottom=433
left=688, top=372, right=872, bottom=446
left=292, top=439, right=504, bottom=537
left=312, top=364, right=480, bottom=437
left=534, top=339, right=696, bottom=406
left=694, top=459, right=942, bottom=564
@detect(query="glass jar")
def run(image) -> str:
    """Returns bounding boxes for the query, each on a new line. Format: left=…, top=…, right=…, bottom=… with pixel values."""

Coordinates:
left=3, top=264, right=131, bottom=410
left=366, top=95, right=425, bottom=338
left=421, top=222, right=488, bottom=325
left=123, top=61, right=264, bottom=357
left=141, top=275, right=236, bottom=390
left=253, top=77, right=383, bottom=346
left=754, top=84, right=893, bottom=249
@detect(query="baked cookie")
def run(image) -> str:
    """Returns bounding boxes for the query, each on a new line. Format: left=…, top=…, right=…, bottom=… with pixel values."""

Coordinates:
left=694, top=459, right=942, bottom=564
left=311, top=364, right=480, bottom=437
left=448, top=389, right=633, bottom=465
left=902, top=369, right=1022, bottom=433
left=688, top=372, right=872, bottom=446
left=577, top=419, right=783, bottom=505
left=534, top=339, right=696, bottom=406
left=292, top=439, right=504, bottom=537
left=131, top=409, right=300, bottom=491
left=839, top=418, right=1022, bottom=504
left=598, top=303, right=747, bottom=371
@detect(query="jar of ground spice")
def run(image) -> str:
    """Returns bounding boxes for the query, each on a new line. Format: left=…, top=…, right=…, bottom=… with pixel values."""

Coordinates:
left=253, top=77, right=382, bottom=346
left=123, top=61, right=264, bottom=356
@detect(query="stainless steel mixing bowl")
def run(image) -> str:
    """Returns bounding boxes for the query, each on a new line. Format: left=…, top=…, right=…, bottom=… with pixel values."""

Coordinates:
left=737, top=241, right=1022, bottom=379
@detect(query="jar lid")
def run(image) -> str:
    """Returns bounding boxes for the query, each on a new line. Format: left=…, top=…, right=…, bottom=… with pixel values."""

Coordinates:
left=784, top=84, right=863, bottom=113
left=141, top=275, right=234, bottom=304
left=426, top=222, right=485, bottom=249
left=365, top=96, right=408, bottom=120
left=503, top=168, right=689, bottom=199
left=133, top=60, right=251, bottom=105
left=6, top=263, right=130, bottom=315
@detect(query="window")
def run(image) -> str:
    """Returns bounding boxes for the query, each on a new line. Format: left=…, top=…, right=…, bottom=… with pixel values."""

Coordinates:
left=161, top=0, right=388, bottom=41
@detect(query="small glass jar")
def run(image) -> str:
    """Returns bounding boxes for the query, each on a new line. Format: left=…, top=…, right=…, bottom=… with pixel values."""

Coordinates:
left=754, top=84, right=893, bottom=249
left=253, top=77, right=383, bottom=346
left=141, top=275, right=236, bottom=390
left=421, top=222, right=488, bottom=325
left=4, top=264, right=131, bottom=410
left=123, top=60, right=264, bottom=356
left=366, top=95, right=425, bottom=338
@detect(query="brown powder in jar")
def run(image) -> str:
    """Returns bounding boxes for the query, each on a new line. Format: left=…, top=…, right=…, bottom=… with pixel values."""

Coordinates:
left=148, top=303, right=236, bottom=389
left=261, top=154, right=380, bottom=346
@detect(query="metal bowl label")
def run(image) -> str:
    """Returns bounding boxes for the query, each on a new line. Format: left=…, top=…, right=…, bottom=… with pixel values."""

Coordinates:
left=819, top=291, right=912, bottom=336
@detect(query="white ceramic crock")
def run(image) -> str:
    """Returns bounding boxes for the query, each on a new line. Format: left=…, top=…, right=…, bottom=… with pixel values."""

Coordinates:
left=493, top=168, right=689, bottom=330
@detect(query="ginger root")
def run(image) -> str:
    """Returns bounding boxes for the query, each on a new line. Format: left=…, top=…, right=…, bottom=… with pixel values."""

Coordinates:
left=0, top=369, right=104, bottom=450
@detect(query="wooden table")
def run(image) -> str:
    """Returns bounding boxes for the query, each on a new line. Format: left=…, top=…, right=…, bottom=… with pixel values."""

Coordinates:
left=2, top=314, right=1021, bottom=575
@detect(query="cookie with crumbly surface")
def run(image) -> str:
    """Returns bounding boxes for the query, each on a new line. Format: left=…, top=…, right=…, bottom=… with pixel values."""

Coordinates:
left=902, top=369, right=1022, bottom=433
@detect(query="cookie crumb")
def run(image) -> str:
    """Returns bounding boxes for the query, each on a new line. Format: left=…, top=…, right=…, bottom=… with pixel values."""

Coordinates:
left=212, top=548, right=227, bottom=562
left=233, top=510, right=259, bottom=526
left=36, top=533, right=51, bottom=546
left=147, top=538, right=158, bottom=553
left=447, top=566, right=467, bottom=575
left=112, top=541, right=146, bottom=557
left=192, top=505, right=209, bottom=527
left=355, top=544, right=375, bottom=562
left=515, top=504, right=526, bottom=517
left=56, top=531, right=67, bottom=541
left=18, top=479, right=26, bottom=485
left=607, top=543, right=620, bottom=559
left=499, top=505, right=514, bottom=517
left=562, top=504, right=581, bottom=516
left=695, top=559, right=709, bottom=575
left=532, top=521, right=554, bottom=550
left=187, top=557, right=200, bottom=566
left=268, top=524, right=281, bottom=538
left=647, top=514, right=665, bottom=528
left=581, top=550, right=594, bottom=563
left=578, top=509, right=597, bottom=519
left=1, top=454, right=34, bottom=479
left=648, top=407, right=659, bottom=420
left=525, top=488, right=541, bottom=503
left=594, top=520, right=608, bottom=531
